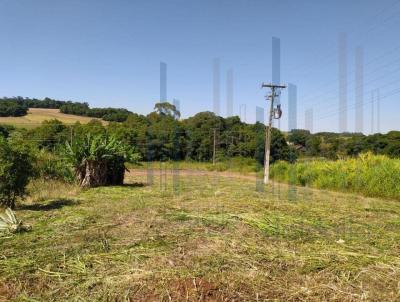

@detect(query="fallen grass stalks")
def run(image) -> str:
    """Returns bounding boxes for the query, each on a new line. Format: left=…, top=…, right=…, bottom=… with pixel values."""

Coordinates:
left=1, top=169, right=400, bottom=300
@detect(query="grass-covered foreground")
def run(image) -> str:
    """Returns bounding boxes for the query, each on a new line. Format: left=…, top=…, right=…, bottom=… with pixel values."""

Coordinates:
left=1, top=170, right=400, bottom=301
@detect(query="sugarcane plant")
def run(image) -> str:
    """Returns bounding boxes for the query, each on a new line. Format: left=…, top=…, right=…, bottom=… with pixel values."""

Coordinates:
left=0, top=207, right=31, bottom=234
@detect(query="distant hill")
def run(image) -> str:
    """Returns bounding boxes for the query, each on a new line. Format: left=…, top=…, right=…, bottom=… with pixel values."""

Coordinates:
left=0, top=108, right=107, bottom=128
left=0, top=97, right=131, bottom=122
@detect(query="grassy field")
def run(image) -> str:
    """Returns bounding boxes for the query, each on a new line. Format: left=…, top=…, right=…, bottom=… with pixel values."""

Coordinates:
left=130, top=157, right=260, bottom=174
left=0, top=108, right=106, bottom=128
left=1, top=169, right=400, bottom=301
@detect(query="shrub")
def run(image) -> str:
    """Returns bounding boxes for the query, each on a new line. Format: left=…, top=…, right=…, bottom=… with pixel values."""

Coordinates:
left=0, top=138, right=34, bottom=208
left=30, top=119, right=67, bottom=150
left=34, top=150, right=74, bottom=182
left=0, top=124, right=15, bottom=138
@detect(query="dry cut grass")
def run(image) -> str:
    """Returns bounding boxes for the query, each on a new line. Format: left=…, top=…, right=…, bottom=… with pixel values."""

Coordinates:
left=1, top=170, right=400, bottom=301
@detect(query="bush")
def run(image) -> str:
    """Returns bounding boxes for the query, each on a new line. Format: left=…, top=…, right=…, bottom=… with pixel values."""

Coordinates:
left=0, top=124, right=15, bottom=138
left=30, top=119, right=68, bottom=150
left=34, top=151, right=74, bottom=182
left=0, top=138, right=34, bottom=208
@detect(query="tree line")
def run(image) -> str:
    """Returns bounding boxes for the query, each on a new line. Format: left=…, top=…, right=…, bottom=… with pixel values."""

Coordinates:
left=59, top=102, right=131, bottom=122
left=3, top=102, right=294, bottom=165
left=288, top=129, right=400, bottom=159
left=1, top=98, right=399, bottom=162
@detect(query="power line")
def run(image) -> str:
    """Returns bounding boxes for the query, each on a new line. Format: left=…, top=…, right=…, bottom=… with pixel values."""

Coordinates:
left=312, top=74, right=400, bottom=119
left=287, top=0, right=400, bottom=78
left=315, top=85, right=400, bottom=122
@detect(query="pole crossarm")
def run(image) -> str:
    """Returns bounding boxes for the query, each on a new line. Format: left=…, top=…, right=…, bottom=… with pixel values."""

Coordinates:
left=261, top=83, right=287, bottom=89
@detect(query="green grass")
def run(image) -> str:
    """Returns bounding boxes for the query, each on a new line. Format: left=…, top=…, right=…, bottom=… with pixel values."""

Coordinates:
left=271, top=152, right=400, bottom=200
left=1, top=169, right=400, bottom=301
left=129, top=156, right=261, bottom=174
left=0, top=108, right=107, bottom=128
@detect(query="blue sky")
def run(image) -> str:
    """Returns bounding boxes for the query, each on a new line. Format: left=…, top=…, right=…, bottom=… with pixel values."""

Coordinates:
left=0, top=0, right=399, bottom=133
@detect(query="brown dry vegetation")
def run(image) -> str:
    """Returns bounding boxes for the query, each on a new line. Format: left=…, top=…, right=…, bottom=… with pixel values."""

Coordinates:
left=1, top=169, right=400, bottom=301
left=0, top=108, right=107, bottom=128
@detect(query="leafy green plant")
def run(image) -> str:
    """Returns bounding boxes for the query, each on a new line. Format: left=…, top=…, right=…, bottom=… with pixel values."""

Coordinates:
left=0, top=208, right=31, bottom=234
left=35, top=150, right=74, bottom=182
left=0, top=137, right=35, bottom=208
left=64, top=134, right=141, bottom=187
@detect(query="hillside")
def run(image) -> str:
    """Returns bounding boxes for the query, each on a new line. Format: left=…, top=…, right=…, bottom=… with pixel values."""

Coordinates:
left=0, top=108, right=107, bottom=128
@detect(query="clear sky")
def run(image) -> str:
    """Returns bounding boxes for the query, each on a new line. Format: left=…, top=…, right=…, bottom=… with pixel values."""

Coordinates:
left=1, top=0, right=399, bottom=133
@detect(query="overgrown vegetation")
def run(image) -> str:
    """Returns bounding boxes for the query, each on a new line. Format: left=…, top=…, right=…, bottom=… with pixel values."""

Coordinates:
left=35, top=150, right=74, bottom=182
left=271, top=152, right=400, bottom=199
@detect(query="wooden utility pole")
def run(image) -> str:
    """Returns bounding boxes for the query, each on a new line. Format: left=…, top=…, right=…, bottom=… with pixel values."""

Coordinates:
left=261, top=83, right=286, bottom=184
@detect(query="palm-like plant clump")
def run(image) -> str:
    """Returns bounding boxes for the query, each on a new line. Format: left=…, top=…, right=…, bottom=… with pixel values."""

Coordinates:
left=0, top=208, right=31, bottom=234
left=64, top=134, right=140, bottom=187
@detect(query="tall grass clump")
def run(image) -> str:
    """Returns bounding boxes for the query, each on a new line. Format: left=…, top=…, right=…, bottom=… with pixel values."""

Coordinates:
left=270, top=152, right=400, bottom=199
